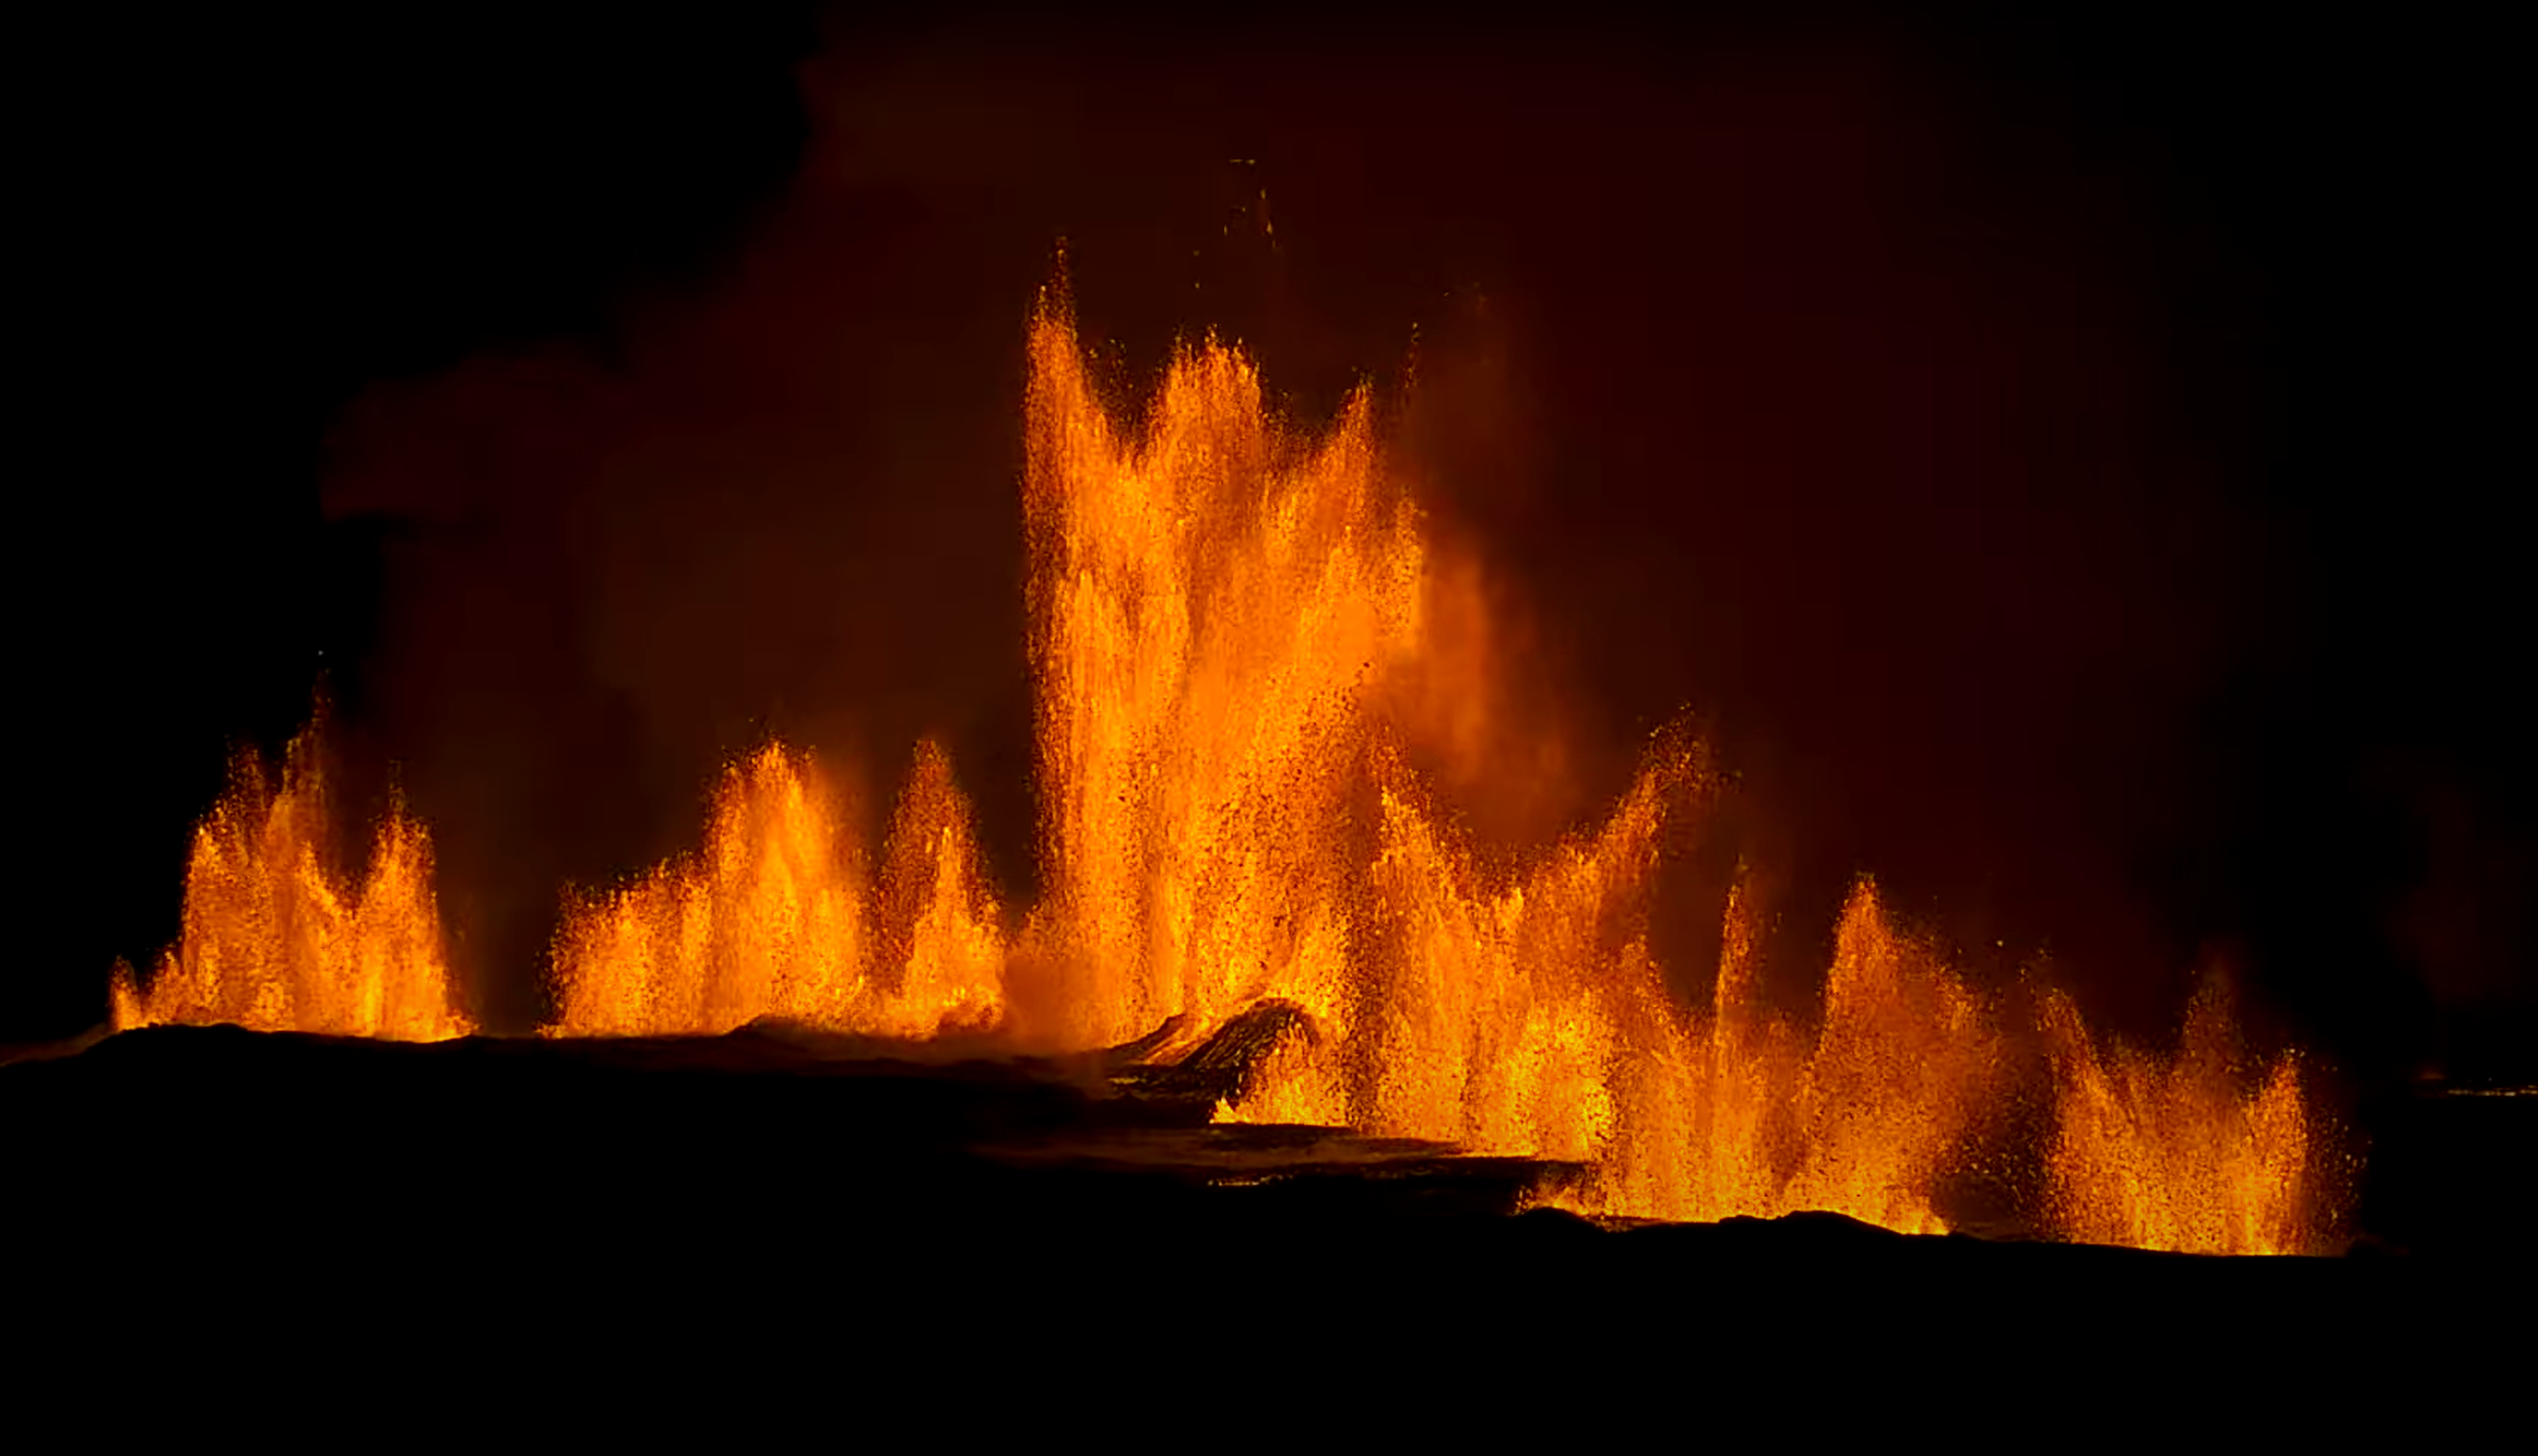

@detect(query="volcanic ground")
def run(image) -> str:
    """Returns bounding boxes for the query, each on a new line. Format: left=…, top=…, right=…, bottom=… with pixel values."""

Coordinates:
left=8, top=1014, right=2525, bottom=1395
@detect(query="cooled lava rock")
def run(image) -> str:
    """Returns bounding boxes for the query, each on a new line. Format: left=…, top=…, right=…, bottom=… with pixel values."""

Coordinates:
left=4, top=1018, right=2519, bottom=1397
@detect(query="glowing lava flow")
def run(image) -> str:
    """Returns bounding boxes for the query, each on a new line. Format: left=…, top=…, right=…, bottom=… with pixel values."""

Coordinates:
left=109, top=726, right=470, bottom=1042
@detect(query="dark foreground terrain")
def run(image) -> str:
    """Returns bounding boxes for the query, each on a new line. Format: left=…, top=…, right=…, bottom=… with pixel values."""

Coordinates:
left=6, top=1022, right=2528, bottom=1412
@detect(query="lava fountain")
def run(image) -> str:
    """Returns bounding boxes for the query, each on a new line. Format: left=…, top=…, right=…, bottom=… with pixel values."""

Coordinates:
left=2042, top=974, right=2328, bottom=1254
left=109, top=720, right=469, bottom=1041
left=112, top=290, right=2339, bottom=1251
left=547, top=740, right=1004, bottom=1039
left=542, top=298, right=2036, bottom=1234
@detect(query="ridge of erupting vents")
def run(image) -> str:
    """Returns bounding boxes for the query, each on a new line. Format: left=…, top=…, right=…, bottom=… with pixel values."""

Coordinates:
left=109, top=295, right=2338, bottom=1254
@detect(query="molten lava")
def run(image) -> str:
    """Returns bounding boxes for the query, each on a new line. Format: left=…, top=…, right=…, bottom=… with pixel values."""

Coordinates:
left=540, top=301, right=2028, bottom=1233
left=2041, top=975, right=2326, bottom=1254
left=109, top=724, right=469, bottom=1041
left=1014, top=312, right=1423, bottom=1053
left=1019, top=304, right=2006, bottom=1230
left=548, top=741, right=1003, bottom=1038
left=129, top=290, right=2338, bottom=1253
left=1532, top=874, right=2003, bottom=1233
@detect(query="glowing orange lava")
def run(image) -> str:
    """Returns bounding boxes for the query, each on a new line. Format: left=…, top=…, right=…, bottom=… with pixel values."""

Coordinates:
left=1017, top=301, right=2003, bottom=1230
left=109, top=724, right=470, bottom=1041
left=2041, top=975, right=2326, bottom=1254
left=533, top=292, right=2336, bottom=1248
left=547, top=741, right=1003, bottom=1039
left=1014, top=307, right=1423, bottom=1054
left=1559, top=873, right=2001, bottom=1233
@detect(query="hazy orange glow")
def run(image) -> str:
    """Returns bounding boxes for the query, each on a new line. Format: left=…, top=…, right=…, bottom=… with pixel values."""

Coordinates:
left=2041, top=976, right=2324, bottom=1253
left=109, top=725, right=469, bottom=1041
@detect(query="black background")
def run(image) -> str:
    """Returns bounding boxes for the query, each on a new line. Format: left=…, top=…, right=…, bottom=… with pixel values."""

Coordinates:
left=15, top=4, right=2525, bottom=1092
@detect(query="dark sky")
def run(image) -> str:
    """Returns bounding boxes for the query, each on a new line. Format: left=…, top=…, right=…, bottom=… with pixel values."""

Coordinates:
left=17, top=5, right=2527, bottom=1083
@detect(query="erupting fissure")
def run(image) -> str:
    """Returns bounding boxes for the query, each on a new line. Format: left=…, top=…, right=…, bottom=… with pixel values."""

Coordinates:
left=110, top=721, right=470, bottom=1042
left=114, top=294, right=2339, bottom=1254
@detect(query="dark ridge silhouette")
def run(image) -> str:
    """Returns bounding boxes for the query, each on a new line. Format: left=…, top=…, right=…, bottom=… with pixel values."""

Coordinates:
left=10, top=1023, right=2521, bottom=1398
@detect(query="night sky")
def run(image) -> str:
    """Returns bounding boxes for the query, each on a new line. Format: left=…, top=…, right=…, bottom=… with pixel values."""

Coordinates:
left=17, top=5, right=2526, bottom=1090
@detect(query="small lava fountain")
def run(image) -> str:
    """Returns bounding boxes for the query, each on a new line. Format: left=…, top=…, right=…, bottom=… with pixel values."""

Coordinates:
left=110, top=721, right=469, bottom=1042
